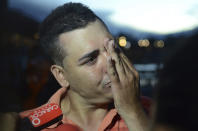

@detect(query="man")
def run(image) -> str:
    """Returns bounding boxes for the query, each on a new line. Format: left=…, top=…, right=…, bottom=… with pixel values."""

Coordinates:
left=1, top=2, right=149, bottom=131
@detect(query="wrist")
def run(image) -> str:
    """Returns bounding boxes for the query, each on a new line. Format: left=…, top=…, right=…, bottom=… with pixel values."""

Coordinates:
left=119, top=103, right=149, bottom=131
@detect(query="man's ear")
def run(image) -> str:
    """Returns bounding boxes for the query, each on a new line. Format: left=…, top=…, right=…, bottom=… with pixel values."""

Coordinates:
left=51, top=65, right=69, bottom=87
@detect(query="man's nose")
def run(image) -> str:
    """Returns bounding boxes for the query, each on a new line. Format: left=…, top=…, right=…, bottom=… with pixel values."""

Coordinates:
left=101, top=49, right=110, bottom=73
left=101, top=38, right=113, bottom=73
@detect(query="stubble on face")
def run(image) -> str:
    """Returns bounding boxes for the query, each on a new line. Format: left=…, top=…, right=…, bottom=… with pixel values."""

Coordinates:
left=57, top=20, right=114, bottom=104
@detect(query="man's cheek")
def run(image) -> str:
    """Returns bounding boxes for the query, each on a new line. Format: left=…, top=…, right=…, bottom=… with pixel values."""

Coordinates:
left=89, top=73, right=103, bottom=86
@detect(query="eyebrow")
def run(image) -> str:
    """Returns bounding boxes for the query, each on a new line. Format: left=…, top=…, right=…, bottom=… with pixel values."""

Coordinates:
left=78, top=49, right=99, bottom=62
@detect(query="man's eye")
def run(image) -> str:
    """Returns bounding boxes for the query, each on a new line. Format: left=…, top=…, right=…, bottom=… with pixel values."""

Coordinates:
left=86, top=57, right=97, bottom=65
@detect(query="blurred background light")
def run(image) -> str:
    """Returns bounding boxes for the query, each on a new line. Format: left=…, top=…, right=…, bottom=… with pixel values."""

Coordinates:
left=119, top=36, right=127, bottom=47
left=138, top=39, right=150, bottom=47
left=154, top=40, right=165, bottom=48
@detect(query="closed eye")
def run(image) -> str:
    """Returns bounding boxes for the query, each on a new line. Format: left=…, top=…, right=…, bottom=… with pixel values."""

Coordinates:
left=78, top=50, right=99, bottom=66
left=86, top=55, right=98, bottom=66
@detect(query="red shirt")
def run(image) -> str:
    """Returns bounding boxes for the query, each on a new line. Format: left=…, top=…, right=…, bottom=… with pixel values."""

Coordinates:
left=20, top=87, right=151, bottom=131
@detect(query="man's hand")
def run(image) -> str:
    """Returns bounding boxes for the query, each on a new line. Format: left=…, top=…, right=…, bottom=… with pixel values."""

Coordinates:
left=105, top=39, right=148, bottom=131
left=105, top=39, right=140, bottom=114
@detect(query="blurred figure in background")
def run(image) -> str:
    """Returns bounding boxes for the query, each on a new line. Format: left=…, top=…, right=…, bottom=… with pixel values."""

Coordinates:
left=151, top=34, right=198, bottom=131
left=21, top=45, right=60, bottom=110
left=22, top=45, right=51, bottom=109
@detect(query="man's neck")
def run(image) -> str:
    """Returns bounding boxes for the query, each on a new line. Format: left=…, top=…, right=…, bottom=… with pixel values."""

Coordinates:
left=60, top=89, right=110, bottom=131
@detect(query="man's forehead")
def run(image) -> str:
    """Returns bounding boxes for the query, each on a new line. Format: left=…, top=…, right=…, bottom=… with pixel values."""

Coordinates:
left=58, top=20, right=111, bottom=57
left=58, top=31, right=97, bottom=59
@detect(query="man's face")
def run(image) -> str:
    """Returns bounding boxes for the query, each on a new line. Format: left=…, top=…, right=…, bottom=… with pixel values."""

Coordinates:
left=58, top=20, right=114, bottom=104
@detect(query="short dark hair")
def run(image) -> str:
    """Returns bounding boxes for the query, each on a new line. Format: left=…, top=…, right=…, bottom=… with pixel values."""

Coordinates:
left=39, top=2, right=100, bottom=66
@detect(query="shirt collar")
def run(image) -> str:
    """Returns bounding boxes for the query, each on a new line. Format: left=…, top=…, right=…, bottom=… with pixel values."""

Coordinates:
left=20, top=87, right=119, bottom=130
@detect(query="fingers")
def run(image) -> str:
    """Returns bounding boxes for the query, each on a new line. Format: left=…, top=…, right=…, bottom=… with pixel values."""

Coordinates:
left=105, top=39, right=139, bottom=83
left=120, top=53, right=139, bottom=78
left=107, top=56, right=119, bottom=84
left=107, top=40, right=126, bottom=80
